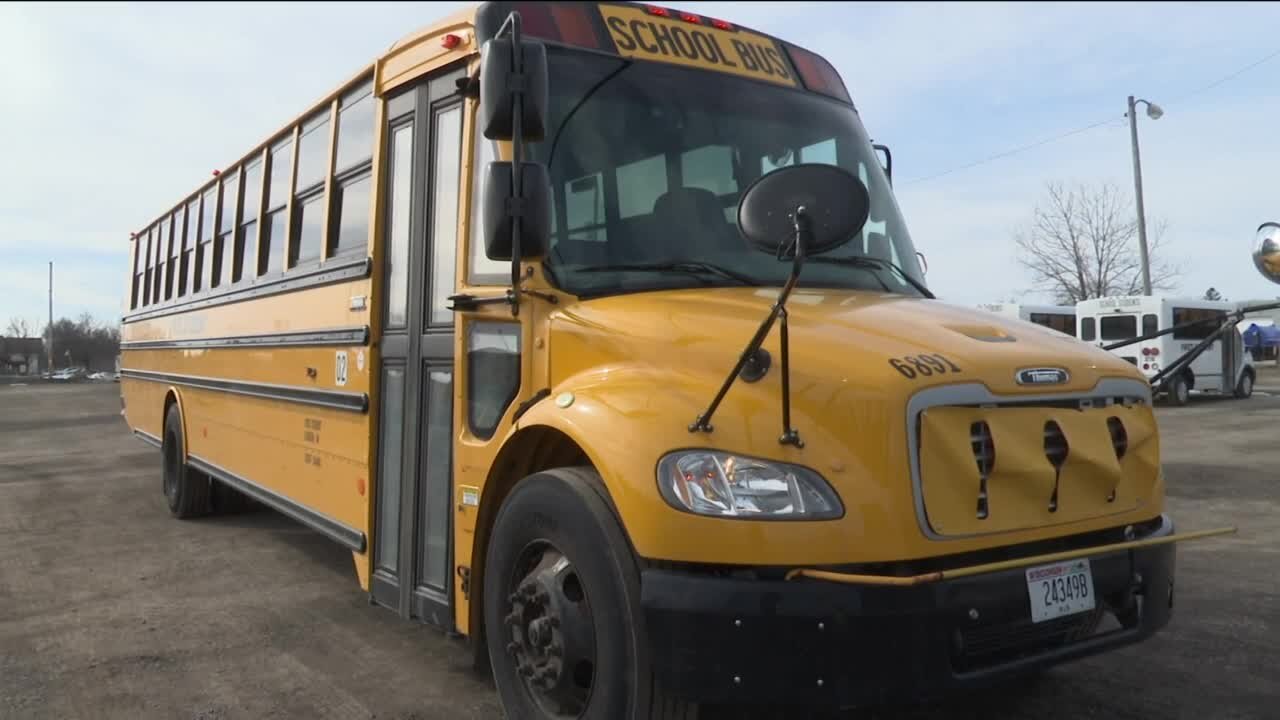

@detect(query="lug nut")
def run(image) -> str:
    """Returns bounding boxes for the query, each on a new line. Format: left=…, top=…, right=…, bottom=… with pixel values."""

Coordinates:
left=506, top=642, right=520, bottom=655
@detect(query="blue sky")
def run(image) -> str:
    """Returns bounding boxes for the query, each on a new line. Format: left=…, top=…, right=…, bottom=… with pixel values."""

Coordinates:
left=4, top=1, right=1280, bottom=331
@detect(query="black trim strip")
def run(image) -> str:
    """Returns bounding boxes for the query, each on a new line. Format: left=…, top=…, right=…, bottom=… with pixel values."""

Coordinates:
left=122, top=256, right=371, bottom=324
left=120, top=368, right=369, bottom=413
left=187, top=454, right=367, bottom=553
left=121, top=325, right=369, bottom=351
left=134, top=429, right=162, bottom=448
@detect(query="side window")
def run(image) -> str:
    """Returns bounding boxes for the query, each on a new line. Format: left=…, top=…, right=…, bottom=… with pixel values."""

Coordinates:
left=1081, top=317, right=1096, bottom=341
left=156, top=218, right=170, bottom=302
left=196, top=188, right=216, bottom=292
left=165, top=210, right=181, bottom=300
left=152, top=223, right=164, bottom=304
left=260, top=137, right=293, bottom=276
left=1142, top=313, right=1158, bottom=336
left=564, top=173, right=605, bottom=242
left=130, top=236, right=143, bottom=309
left=215, top=170, right=240, bottom=287
left=331, top=82, right=374, bottom=258
left=179, top=199, right=197, bottom=297
left=236, top=159, right=263, bottom=283
left=801, top=138, right=838, bottom=165
left=292, top=110, right=330, bottom=267
left=617, top=155, right=666, bottom=219
left=1173, top=308, right=1226, bottom=340
left=467, top=323, right=520, bottom=439
left=142, top=228, right=153, bottom=307
left=681, top=145, right=736, bottom=196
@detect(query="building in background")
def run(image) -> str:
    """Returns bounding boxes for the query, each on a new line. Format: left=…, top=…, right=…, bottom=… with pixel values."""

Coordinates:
left=0, top=337, right=44, bottom=376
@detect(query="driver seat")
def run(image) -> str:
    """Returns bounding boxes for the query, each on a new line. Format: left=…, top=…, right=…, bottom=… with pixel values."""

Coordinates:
left=650, top=187, right=739, bottom=258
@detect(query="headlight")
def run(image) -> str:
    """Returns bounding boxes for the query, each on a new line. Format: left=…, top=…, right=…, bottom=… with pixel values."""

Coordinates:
left=657, top=451, right=843, bottom=520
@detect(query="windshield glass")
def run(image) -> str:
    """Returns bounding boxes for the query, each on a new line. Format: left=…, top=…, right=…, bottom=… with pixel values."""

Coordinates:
left=475, top=47, right=926, bottom=298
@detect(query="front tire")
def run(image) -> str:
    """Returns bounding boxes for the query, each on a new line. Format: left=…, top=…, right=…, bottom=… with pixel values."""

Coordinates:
left=1236, top=371, right=1254, bottom=399
left=1166, top=374, right=1191, bottom=407
left=162, top=404, right=211, bottom=519
left=483, top=467, right=696, bottom=720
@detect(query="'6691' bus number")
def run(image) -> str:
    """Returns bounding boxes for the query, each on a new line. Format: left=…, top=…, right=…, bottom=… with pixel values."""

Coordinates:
left=888, top=354, right=962, bottom=379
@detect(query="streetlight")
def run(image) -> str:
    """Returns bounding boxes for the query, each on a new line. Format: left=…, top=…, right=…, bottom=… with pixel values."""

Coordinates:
left=1128, top=95, right=1163, bottom=296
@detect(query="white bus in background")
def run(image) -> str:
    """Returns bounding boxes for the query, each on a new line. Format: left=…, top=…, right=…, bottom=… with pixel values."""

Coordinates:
left=1076, top=296, right=1254, bottom=405
left=976, top=302, right=1077, bottom=336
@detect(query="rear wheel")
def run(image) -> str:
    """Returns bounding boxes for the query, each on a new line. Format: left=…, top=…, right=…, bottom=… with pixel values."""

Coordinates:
left=483, top=467, right=697, bottom=720
left=211, top=480, right=255, bottom=514
left=162, top=405, right=211, bottom=519
left=1166, top=374, right=1190, bottom=407
left=1236, top=371, right=1254, bottom=399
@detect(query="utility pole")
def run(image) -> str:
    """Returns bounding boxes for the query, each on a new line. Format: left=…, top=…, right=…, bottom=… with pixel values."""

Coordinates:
left=1128, top=95, right=1155, bottom=296
left=47, top=261, right=54, bottom=372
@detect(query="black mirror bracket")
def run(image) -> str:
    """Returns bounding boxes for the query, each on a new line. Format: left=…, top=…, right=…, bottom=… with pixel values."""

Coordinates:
left=690, top=207, right=809, bottom=448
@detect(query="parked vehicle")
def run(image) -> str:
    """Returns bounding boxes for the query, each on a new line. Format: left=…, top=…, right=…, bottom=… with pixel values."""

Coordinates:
left=1076, top=296, right=1253, bottom=405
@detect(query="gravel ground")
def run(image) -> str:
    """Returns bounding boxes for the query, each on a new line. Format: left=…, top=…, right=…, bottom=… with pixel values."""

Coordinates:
left=1, top=383, right=1275, bottom=719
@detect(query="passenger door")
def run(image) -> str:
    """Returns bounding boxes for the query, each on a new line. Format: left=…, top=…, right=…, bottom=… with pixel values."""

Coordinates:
left=371, top=65, right=467, bottom=628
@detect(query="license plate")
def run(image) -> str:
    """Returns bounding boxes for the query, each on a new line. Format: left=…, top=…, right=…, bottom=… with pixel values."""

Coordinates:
left=1025, top=558, right=1096, bottom=623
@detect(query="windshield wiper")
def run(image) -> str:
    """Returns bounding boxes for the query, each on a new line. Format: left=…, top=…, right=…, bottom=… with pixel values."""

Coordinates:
left=806, top=256, right=935, bottom=298
left=574, top=261, right=763, bottom=286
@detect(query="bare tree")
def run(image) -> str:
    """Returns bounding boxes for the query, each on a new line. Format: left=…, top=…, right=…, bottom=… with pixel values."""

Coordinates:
left=1014, top=182, right=1180, bottom=303
left=5, top=317, right=34, bottom=337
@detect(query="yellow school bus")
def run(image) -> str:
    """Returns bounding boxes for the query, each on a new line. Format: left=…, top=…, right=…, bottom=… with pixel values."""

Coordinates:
left=121, top=2, right=1233, bottom=715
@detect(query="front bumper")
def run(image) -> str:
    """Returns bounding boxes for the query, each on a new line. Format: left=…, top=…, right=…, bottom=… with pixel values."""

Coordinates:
left=641, top=515, right=1176, bottom=708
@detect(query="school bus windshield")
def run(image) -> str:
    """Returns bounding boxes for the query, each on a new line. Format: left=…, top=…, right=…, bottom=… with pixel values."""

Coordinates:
left=523, top=47, right=927, bottom=298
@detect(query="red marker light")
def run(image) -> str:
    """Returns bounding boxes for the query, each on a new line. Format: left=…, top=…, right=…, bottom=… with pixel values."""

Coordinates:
left=680, top=12, right=701, bottom=23
left=1150, top=348, right=1159, bottom=357
left=711, top=18, right=733, bottom=30
left=212, top=169, right=221, bottom=177
left=646, top=5, right=670, bottom=17
left=441, top=33, right=461, bottom=49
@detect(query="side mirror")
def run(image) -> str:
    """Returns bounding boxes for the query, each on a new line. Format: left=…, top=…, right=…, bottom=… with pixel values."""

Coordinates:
left=479, top=36, right=548, bottom=141
left=483, top=162, right=551, bottom=261
left=738, top=164, right=869, bottom=256
left=1252, top=222, right=1280, bottom=284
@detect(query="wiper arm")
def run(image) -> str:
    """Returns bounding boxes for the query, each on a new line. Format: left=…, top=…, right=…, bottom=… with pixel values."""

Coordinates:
left=574, top=261, right=762, bottom=286
left=807, top=255, right=936, bottom=298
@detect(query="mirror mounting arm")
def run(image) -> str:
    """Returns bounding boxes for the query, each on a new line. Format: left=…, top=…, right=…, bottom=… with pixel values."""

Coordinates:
left=493, top=10, right=526, bottom=317
left=689, top=207, right=809, bottom=448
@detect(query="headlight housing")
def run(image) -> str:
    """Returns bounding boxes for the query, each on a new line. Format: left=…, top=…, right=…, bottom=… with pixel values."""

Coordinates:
left=657, top=450, right=843, bottom=520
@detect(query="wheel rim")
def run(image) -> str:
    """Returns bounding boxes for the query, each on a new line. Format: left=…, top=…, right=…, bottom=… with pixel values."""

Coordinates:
left=1176, top=381, right=1189, bottom=404
left=163, top=432, right=180, bottom=503
left=1243, top=375, right=1253, bottom=395
left=502, top=541, right=596, bottom=718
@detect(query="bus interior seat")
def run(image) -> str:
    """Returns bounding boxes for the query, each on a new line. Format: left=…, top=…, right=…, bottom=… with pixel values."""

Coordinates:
left=651, top=187, right=739, bottom=258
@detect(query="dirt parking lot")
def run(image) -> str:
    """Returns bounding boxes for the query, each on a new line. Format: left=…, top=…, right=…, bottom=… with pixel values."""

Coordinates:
left=1, top=383, right=1276, bottom=719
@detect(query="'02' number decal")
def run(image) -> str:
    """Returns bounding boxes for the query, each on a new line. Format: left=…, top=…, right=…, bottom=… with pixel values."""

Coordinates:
left=888, top=354, right=962, bottom=379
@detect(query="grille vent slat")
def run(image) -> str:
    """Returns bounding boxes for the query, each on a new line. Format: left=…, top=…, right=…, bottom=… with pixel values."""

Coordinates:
left=1044, top=421, right=1068, bottom=512
left=970, top=421, right=994, bottom=519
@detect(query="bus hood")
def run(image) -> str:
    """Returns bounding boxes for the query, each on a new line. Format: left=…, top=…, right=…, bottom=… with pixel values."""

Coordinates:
left=541, top=287, right=1160, bottom=564
left=547, top=287, right=1143, bottom=399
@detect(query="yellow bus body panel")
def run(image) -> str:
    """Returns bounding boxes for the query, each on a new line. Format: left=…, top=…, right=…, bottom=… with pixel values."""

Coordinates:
left=506, top=286, right=1164, bottom=568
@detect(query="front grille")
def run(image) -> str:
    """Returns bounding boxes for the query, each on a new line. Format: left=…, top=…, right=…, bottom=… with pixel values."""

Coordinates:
left=953, top=608, right=1104, bottom=672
